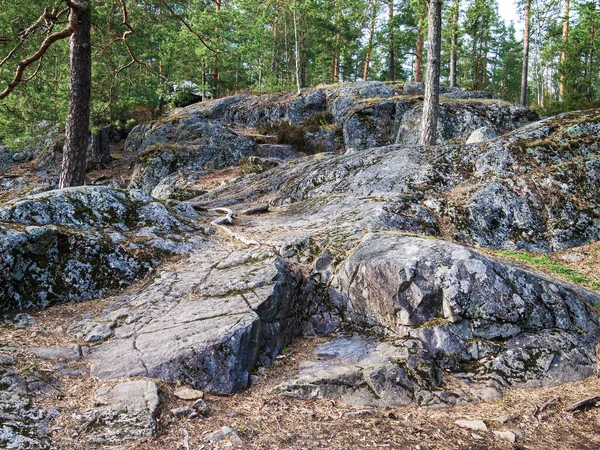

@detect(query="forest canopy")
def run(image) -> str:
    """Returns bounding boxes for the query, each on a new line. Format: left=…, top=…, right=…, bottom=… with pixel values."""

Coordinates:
left=0, top=0, right=599, bottom=145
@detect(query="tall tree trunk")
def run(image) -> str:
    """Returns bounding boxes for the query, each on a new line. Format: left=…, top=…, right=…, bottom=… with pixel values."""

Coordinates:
left=272, top=7, right=279, bottom=79
left=415, top=24, right=424, bottom=82
left=388, top=0, right=395, bottom=81
left=558, top=0, right=570, bottom=102
left=300, top=27, right=307, bottom=87
left=520, top=0, right=531, bottom=106
left=364, top=0, right=378, bottom=80
left=211, top=0, right=221, bottom=98
left=472, top=38, right=479, bottom=90
left=449, top=0, right=459, bottom=88
left=332, top=0, right=342, bottom=82
left=588, top=9, right=596, bottom=101
left=482, top=39, right=488, bottom=88
left=89, top=126, right=111, bottom=171
left=293, top=3, right=301, bottom=94
left=420, top=0, right=443, bottom=146
left=59, top=1, right=92, bottom=189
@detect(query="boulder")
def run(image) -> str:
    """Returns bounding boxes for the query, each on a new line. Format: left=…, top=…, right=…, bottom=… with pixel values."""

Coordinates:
left=0, top=186, right=201, bottom=310
left=0, top=356, right=59, bottom=450
left=466, top=126, right=498, bottom=144
left=329, top=232, right=600, bottom=388
left=72, top=246, right=307, bottom=393
left=128, top=117, right=256, bottom=192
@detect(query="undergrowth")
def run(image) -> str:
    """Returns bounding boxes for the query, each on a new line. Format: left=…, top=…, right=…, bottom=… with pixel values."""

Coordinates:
left=498, top=250, right=600, bottom=293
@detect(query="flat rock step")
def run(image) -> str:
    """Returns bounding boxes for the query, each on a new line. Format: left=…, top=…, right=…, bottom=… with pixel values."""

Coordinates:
left=71, top=243, right=305, bottom=393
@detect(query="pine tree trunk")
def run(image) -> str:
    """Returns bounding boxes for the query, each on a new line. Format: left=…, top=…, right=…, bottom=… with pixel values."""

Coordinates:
left=211, top=0, right=221, bottom=98
left=59, top=2, right=92, bottom=189
left=363, top=0, right=378, bottom=80
left=558, top=0, right=570, bottom=102
left=89, top=126, right=111, bottom=171
left=332, top=0, right=342, bottom=82
left=588, top=11, right=596, bottom=101
left=300, top=27, right=307, bottom=88
left=520, top=0, right=531, bottom=106
left=449, top=0, right=459, bottom=88
left=415, top=24, right=424, bottom=82
left=388, top=0, right=395, bottom=81
left=420, top=0, right=443, bottom=146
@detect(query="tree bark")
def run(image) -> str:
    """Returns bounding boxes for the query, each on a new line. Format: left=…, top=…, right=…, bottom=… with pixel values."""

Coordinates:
left=363, top=0, right=378, bottom=80
left=332, top=0, right=342, bottom=82
left=588, top=8, right=596, bottom=101
left=388, top=0, right=395, bottom=81
left=59, top=1, right=92, bottom=189
left=420, top=0, right=443, bottom=146
left=211, top=0, right=221, bottom=98
left=89, top=126, right=111, bottom=171
left=520, top=0, right=531, bottom=106
left=449, top=0, right=459, bottom=88
left=558, top=0, right=569, bottom=102
left=415, top=23, right=424, bottom=82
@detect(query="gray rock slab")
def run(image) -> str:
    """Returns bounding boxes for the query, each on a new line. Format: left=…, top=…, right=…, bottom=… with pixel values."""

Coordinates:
left=30, top=345, right=81, bottom=361
left=76, top=245, right=305, bottom=393
left=83, top=380, right=160, bottom=446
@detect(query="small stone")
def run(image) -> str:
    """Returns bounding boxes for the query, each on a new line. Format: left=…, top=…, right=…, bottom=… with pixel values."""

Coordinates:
left=258, top=367, right=268, bottom=375
left=455, top=420, right=488, bottom=432
left=474, top=387, right=502, bottom=401
left=204, top=426, right=243, bottom=444
left=173, top=387, right=204, bottom=401
left=30, top=345, right=81, bottom=361
left=171, top=407, right=194, bottom=418
left=490, top=416, right=511, bottom=425
left=192, top=398, right=211, bottom=417
left=471, top=433, right=484, bottom=440
left=493, top=431, right=517, bottom=443
left=250, top=375, right=261, bottom=385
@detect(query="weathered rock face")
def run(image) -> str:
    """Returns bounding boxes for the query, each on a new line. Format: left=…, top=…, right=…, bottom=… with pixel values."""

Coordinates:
left=330, top=233, right=600, bottom=387
left=165, top=82, right=538, bottom=153
left=277, top=336, right=449, bottom=408
left=0, top=355, right=59, bottom=450
left=0, top=186, right=203, bottom=310
left=466, top=126, right=498, bottom=144
left=395, top=101, right=534, bottom=146
left=82, top=380, right=160, bottom=447
left=1, top=93, right=600, bottom=450
left=200, top=109, right=600, bottom=252
left=71, top=246, right=306, bottom=393
left=127, top=116, right=256, bottom=192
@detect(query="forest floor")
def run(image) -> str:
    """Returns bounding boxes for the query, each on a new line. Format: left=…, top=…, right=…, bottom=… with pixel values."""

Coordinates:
left=5, top=302, right=600, bottom=450
left=3, top=139, right=600, bottom=449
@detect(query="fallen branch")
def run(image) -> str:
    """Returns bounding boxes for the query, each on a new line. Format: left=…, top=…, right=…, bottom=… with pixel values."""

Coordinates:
left=209, top=207, right=233, bottom=226
left=564, top=396, right=600, bottom=412
left=209, top=207, right=260, bottom=246
left=533, top=396, right=561, bottom=416
left=240, top=204, right=269, bottom=215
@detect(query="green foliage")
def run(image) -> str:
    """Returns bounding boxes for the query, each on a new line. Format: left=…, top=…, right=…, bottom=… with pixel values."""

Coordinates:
left=0, top=0, right=598, bottom=145
left=497, top=250, right=600, bottom=292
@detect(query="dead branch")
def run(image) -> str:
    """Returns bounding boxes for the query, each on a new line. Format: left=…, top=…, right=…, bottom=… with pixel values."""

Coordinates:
left=210, top=207, right=234, bottom=226
left=209, top=207, right=260, bottom=246
left=564, top=396, right=600, bottom=412
left=0, top=7, right=69, bottom=71
left=239, top=204, right=270, bottom=215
